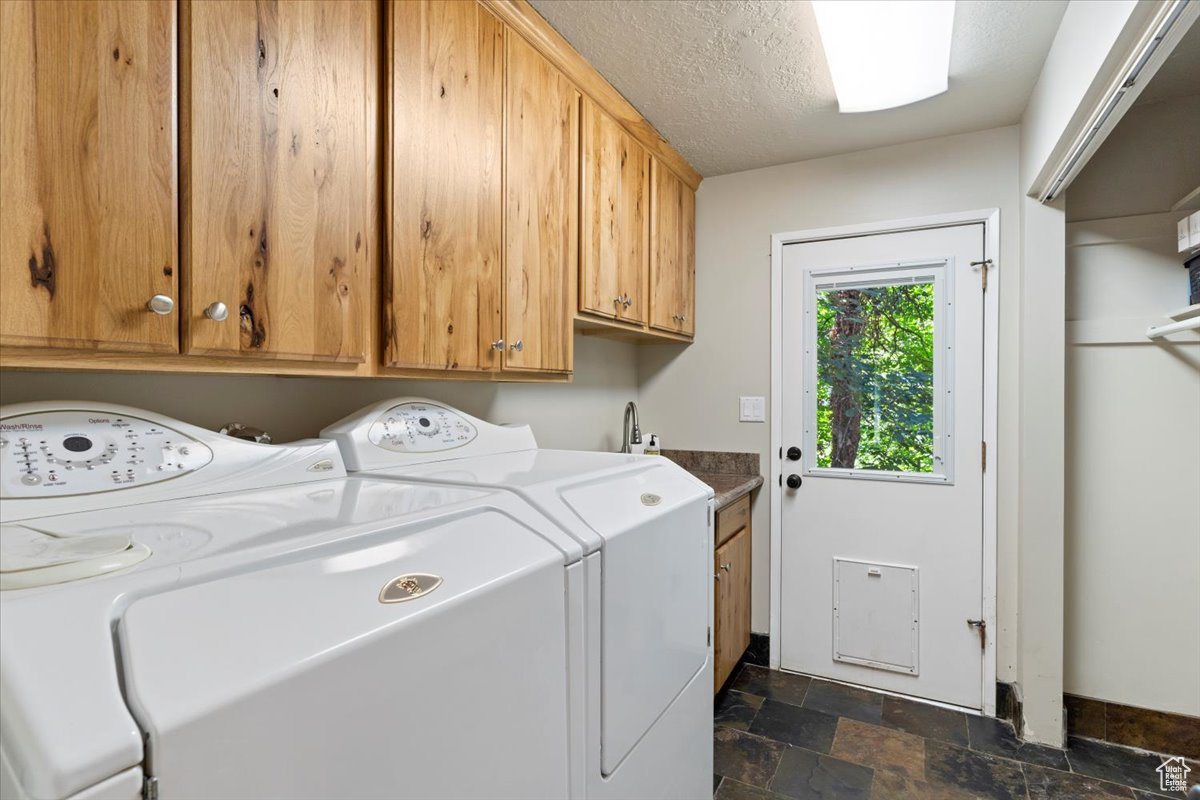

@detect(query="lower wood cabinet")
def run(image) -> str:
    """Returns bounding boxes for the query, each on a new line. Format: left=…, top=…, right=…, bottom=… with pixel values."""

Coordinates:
left=715, top=494, right=752, bottom=693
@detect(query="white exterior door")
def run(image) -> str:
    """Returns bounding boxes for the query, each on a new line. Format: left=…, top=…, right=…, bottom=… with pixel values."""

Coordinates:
left=779, top=224, right=987, bottom=709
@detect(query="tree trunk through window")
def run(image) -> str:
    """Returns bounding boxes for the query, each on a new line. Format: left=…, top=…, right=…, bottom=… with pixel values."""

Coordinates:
left=829, top=290, right=865, bottom=468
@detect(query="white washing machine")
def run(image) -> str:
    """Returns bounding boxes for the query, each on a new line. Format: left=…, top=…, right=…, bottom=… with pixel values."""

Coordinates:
left=321, top=398, right=716, bottom=800
left=0, top=402, right=582, bottom=800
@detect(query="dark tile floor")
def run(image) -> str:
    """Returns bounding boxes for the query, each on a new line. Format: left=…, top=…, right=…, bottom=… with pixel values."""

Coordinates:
left=714, top=664, right=1197, bottom=800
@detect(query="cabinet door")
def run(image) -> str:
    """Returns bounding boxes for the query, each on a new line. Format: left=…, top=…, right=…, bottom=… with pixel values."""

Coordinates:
left=714, top=525, right=752, bottom=692
left=649, top=158, right=695, bottom=337
left=387, top=0, right=503, bottom=372
left=0, top=0, right=177, bottom=353
left=183, top=0, right=375, bottom=362
left=580, top=99, right=648, bottom=326
left=503, top=33, right=577, bottom=374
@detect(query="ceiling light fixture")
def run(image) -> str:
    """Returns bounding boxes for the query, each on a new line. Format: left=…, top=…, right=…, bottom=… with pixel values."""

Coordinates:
left=812, top=0, right=956, bottom=113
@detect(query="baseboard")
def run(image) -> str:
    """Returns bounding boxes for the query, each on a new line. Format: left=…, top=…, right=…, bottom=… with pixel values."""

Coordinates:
left=742, top=633, right=769, bottom=668
left=1065, top=693, right=1200, bottom=759
left=996, top=681, right=1023, bottom=731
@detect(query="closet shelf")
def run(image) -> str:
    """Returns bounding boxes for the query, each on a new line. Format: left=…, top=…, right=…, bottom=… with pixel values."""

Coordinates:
left=1146, top=304, right=1200, bottom=339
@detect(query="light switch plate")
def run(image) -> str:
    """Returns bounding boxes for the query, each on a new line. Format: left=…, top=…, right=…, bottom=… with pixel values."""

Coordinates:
left=739, top=396, right=765, bottom=423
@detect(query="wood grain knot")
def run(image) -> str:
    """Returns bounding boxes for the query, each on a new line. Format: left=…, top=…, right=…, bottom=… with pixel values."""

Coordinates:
left=27, top=224, right=57, bottom=298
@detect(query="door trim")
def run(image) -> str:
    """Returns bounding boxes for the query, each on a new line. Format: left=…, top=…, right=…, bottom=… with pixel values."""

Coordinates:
left=769, top=209, right=1000, bottom=716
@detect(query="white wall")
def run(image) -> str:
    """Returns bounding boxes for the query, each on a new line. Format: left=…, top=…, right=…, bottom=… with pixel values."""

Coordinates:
left=1063, top=212, right=1199, bottom=716
left=1020, top=0, right=1142, bottom=195
left=0, top=335, right=640, bottom=451
left=636, top=126, right=1023, bottom=675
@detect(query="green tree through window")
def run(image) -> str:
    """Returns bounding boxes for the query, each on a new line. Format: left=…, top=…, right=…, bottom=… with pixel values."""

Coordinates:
left=815, top=282, right=935, bottom=472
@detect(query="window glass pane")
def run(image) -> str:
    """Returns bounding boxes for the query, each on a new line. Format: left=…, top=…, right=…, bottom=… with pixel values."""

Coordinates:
left=815, top=281, right=935, bottom=472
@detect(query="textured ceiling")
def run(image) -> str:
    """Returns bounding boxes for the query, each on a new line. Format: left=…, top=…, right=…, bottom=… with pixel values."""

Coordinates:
left=530, top=0, right=1069, bottom=176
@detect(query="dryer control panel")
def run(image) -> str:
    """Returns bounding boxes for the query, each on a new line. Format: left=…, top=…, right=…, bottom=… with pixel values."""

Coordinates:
left=367, top=402, right=478, bottom=453
left=1, top=411, right=213, bottom=497
left=322, top=398, right=538, bottom=471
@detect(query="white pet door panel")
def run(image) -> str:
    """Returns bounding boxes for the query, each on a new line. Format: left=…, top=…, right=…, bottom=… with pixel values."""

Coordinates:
left=832, top=558, right=919, bottom=675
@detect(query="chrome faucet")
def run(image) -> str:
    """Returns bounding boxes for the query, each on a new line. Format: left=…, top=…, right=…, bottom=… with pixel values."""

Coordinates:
left=621, top=401, right=642, bottom=454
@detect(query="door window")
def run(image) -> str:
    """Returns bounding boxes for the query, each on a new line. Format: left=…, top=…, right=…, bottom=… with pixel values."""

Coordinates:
left=803, top=261, right=954, bottom=483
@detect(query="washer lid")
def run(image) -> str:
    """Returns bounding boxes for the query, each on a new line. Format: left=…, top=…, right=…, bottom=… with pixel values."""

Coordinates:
left=0, top=525, right=151, bottom=590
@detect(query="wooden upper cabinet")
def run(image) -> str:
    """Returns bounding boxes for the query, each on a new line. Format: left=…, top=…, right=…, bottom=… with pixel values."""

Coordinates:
left=503, top=33, right=578, bottom=375
left=650, top=158, right=696, bottom=338
left=387, top=0, right=503, bottom=372
left=580, top=99, right=649, bottom=326
left=0, top=0, right=178, bottom=353
left=183, top=0, right=375, bottom=363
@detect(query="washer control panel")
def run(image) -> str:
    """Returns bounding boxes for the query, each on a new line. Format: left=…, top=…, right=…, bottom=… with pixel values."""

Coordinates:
left=1, top=410, right=214, bottom=497
left=367, top=402, right=478, bottom=453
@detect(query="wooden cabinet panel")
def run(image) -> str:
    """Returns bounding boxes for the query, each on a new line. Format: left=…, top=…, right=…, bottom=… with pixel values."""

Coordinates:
left=650, top=158, right=695, bottom=337
left=503, top=33, right=577, bottom=375
left=580, top=99, right=648, bottom=326
left=182, top=0, right=375, bottom=363
left=715, top=525, right=752, bottom=692
left=716, top=494, right=750, bottom=549
left=0, top=0, right=178, bottom=353
left=387, top=0, right=503, bottom=372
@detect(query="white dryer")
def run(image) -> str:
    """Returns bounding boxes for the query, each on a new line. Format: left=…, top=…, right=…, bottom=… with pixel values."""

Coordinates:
left=0, top=402, right=581, bottom=800
left=321, top=398, right=716, bottom=800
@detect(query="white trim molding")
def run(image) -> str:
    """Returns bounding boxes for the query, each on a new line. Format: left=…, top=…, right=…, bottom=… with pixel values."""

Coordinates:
left=769, top=209, right=1001, bottom=717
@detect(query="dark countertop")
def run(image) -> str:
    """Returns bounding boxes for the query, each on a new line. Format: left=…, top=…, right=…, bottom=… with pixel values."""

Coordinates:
left=659, top=448, right=763, bottom=510
left=694, top=472, right=764, bottom=510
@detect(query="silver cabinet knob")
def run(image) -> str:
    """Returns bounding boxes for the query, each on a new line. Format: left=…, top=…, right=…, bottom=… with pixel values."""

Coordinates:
left=491, top=339, right=505, bottom=351
left=613, top=296, right=624, bottom=306
left=623, top=295, right=633, bottom=309
left=721, top=563, right=732, bottom=572
left=204, top=302, right=229, bottom=321
left=679, top=314, right=687, bottom=322
left=509, top=339, right=523, bottom=352
left=146, top=295, right=174, bottom=315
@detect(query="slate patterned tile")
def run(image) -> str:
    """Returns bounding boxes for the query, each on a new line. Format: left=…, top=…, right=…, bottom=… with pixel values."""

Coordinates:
left=732, top=665, right=812, bottom=707
left=967, top=714, right=1070, bottom=769
left=768, top=745, right=874, bottom=800
left=802, top=681, right=883, bottom=725
left=715, top=727, right=787, bottom=788
left=1023, top=763, right=1135, bottom=800
left=868, top=770, right=980, bottom=800
left=1106, top=703, right=1200, bottom=760
left=1066, top=736, right=1182, bottom=796
left=718, top=690, right=766, bottom=731
left=715, top=778, right=790, bottom=800
left=829, top=717, right=926, bottom=781
left=924, top=739, right=1029, bottom=800
left=749, top=699, right=840, bottom=754
left=880, top=695, right=970, bottom=747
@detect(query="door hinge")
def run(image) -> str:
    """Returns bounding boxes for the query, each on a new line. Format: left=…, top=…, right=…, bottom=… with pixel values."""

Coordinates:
left=981, top=441, right=987, bottom=472
left=143, top=776, right=159, bottom=800
left=967, top=619, right=986, bottom=652
left=970, top=259, right=992, bottom=292
left=707, top=626, right=712, bottom=647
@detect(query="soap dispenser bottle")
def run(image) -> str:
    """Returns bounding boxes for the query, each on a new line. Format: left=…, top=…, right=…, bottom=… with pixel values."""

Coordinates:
left=644, top=434, right=661, bottom=456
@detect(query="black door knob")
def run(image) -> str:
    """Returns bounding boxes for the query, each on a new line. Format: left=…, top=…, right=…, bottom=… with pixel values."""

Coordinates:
left=786, top=446, right=802, bottom=461
left=786, top=474, right=802, bottom=489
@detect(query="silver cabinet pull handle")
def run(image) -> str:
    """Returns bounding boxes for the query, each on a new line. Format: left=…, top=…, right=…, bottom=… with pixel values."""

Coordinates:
left=509, top=339, right=523, bottom=352
left=204, top=302, right=229, bottom=321
left=491, top=339, right=505, bottom=351
left=146, top=295, right=174, bottom=315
